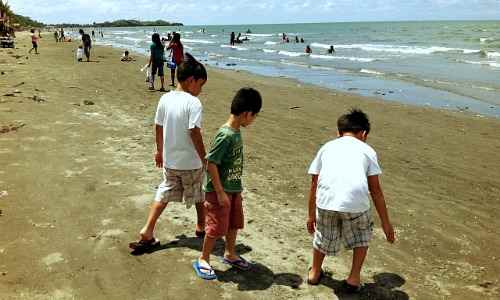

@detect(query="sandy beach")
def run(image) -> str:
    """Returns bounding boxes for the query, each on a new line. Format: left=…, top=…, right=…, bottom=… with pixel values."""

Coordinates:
left=1, top=34, right=500, bottom=299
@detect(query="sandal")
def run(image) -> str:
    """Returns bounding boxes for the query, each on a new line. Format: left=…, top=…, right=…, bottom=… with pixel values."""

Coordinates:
left=307, top=268, right=324, bottom=285
left=193, top=260, right=217, bottom=280
left=222, top=256, right=251, bottom=271
left=341, top=280, right=361, bottom=293
left=159, top=88, right=166, bottom=92
left=128, top=237, right=160, bottom=251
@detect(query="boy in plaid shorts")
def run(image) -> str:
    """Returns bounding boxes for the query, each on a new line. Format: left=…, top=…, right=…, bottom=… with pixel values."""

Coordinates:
left=129, top=53, right=208, bottom=251
left=306, top=109, right=395, bottom=292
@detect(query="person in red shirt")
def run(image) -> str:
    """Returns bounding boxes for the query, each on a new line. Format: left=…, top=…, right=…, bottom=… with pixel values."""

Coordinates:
left=167, top=33, right=184, bottom=87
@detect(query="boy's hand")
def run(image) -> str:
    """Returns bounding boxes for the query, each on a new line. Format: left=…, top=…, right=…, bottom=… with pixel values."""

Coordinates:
left=306, top=217, right=316, bottom=235
left=217, top=191, right=230, bottom=207
left=155, top=151, right=163, bottom=168
left=382, top=222, right=395, bottom=243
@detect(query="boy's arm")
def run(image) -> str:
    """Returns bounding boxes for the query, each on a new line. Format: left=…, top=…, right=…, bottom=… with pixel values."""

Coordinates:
left=307, top=175, right=318, bottom=235
left=155, top=125, right=163, bottom=168
left=189, top=127, right=207, bottom=167
left=206, top=162, right=230, bottom=207
left=368, top=175, right=395, bottom=243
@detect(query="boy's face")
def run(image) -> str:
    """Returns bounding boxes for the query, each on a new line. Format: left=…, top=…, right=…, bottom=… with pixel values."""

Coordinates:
left=186, top=77, right=206, bottom=96
left=241, top=112, right=258, bottom=127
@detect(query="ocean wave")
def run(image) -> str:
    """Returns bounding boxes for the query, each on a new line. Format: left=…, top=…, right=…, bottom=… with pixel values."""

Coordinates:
left=480, top=37, right=497, bottom=43
left=360, top=69, right=384, bottom=75
left=265, top=41, right=278, bottom=45
left=324, top=43, right=481, bottom=55
left=122, top=37, right=143, bottom=43
left=182, top=38, right=215, bottom=44
left=220, top=45, right=249, bottom=51
left=486, top=52, right=500, bottom=58
left=263, top=49, right=277, bottom=53
left=310, top=54, right=376, bottom=62
left=460, top=60, right=500, bottom=68
left=110, top=31, right=136, bottom=35
left=278, top=51, right=307, bottom=57
left=246, top=33, right=274, bottom=37
left=310, top=43, right=332, bottom=49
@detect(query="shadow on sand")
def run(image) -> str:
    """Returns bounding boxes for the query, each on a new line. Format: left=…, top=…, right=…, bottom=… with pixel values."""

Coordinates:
left=129, top=234, right=303, bottom=291
left=320, top=271, right=409, bottom=299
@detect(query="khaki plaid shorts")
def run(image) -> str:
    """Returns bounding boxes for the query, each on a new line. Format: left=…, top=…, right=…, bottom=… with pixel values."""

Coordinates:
left=313, top=208, right=373, bottom=256
left=154, top=168, right=204, bottom=208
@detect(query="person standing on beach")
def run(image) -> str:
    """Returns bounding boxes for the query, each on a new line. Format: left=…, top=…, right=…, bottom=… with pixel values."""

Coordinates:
left=91, top=30, right=95, bottom=40
left=167, top=32, right=184, bottom=87
left=194, top=88, right=262, bottom=280
left=59, top=28, right=65, bottom=42
left=28, top=29, right=39, bottom=54
left=230, top=32, right=235, bottom=46
left=129, top=53, right=208, bottom=252
left=79, top=29, right=92, bottom=62
left=53, top=30, right=59, bottom=43
left=306, top=109, right=395, bottom=292
left=148, top=33, right=166, bottom=91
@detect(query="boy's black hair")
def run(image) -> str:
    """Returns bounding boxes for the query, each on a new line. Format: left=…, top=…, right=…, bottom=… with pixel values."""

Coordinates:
left=177, top=52, right=207, bottom=82
left=231, top=88, right=262, bottom=116
left=337, top=108, right=370, bottom=135
left=79, top=29, right=84, bottom=34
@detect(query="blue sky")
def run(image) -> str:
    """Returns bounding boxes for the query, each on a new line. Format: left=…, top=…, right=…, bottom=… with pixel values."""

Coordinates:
left=9, top=0, right=500, bottom=25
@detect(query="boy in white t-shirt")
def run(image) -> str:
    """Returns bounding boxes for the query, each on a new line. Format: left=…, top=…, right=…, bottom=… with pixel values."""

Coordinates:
left=306, top=109, right=395, bottom=293
left=129, top=53, right=208, bottom=252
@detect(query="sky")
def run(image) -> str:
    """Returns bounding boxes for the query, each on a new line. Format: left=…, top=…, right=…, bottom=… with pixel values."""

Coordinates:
left=8, top=0, right=500, bottom=25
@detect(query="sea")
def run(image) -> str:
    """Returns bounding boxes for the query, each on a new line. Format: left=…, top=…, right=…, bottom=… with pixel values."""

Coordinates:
left=75, top=21, right=500, bottom=117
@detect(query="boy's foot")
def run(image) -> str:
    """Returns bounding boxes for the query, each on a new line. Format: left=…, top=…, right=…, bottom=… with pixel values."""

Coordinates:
left=307, top=268, right=324, bottom=285
left=222, top=256, right=251, bottom=270
left=193, top=259, right=217, bottom=280
left=148, top=86, right=155, bottom=91
left=169, top=83, right=175, bottom=87
left=159, top=87, right=166, bottom=92
left=341, top=280, right=361, bottom=293
left=128, top=237, right=160, bottom=251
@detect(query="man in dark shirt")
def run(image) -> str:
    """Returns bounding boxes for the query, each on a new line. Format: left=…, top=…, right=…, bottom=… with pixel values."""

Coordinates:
left=79, top=29, right=92, bottom=62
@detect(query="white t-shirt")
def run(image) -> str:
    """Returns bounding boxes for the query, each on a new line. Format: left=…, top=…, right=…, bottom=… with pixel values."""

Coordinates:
left=308, top=136, right=382, bottom=213
left=154, top=91, right=203, bottom=170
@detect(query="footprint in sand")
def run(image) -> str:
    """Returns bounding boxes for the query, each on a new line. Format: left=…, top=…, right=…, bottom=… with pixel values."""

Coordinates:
left=42, top=252, right=65, bottom=268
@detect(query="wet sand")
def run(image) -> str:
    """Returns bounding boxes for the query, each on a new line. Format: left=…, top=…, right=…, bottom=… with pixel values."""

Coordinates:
left=1, top=33, right=500, bottom=299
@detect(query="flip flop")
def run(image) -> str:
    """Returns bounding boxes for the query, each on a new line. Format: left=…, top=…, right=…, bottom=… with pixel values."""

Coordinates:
left=128, top=237, right=160, bottom=251
left=195, top=230, right=206, bottom=238
left=192, top=260, right=217, bottom=280
left=222, top=256, right=251, bottom=271
left=307, top=268, right=324, bottom=285
left=341, top=280, right=361, bottom=293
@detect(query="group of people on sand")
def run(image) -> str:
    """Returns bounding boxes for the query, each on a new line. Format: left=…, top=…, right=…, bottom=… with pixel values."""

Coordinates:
left=127, top=52, right=396, bottom=293
left=146, top=32, right=184, bottom=91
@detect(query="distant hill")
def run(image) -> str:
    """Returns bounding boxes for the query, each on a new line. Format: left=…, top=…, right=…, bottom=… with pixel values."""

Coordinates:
left=49, top=19, right=183, bottom=28
left=12, top=13, right=45, bottom=28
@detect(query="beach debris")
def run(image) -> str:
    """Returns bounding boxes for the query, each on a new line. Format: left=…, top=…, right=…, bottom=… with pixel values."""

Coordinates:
left=289, top=106, right=301, bottom=110
left=1, top=71, right=5, bottom=75
left=1, top=272, right=7, bottom=276
left=32, top=95, right=46, bottom=103
left=0, top=122, right=25, bottom=134
left=13, top=82, right=25, bottom=88
left=31, top=221, right=56, bottom=229
left=83, top=100, right=95, bottom=106
left=12, top=55, right=22, bottom=59
left=0, top=210, right=2, bottom=216
left=479, top=281, right=494, bottom=289
left=3, top=93, right=15, bottom=97
left=375, top=90, right=386, bottom=96
left=13, top=89, right=21, bottom=94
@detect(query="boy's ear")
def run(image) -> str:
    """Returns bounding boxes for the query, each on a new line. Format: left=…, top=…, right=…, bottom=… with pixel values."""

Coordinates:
left=361, top=131, right=368, bottom=141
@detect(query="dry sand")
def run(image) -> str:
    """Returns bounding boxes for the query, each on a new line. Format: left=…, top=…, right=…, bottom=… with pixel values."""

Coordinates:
left=1, top=33, right=499, bottom=299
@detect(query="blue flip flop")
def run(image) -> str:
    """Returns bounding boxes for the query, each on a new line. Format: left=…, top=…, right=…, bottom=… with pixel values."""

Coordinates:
left=192, top=260, right=217, bottom=280
left=222, top=256, right=251, bottom=271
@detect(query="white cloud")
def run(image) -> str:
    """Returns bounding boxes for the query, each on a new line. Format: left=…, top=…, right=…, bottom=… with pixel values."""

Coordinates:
left=8, top=0, right=500, bottom=25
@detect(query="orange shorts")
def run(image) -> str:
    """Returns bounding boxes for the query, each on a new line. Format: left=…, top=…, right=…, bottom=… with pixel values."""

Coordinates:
left=204, top=192, right=244, bottom=238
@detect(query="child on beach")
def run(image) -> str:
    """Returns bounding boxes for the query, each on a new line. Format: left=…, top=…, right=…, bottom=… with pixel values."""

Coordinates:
left=129, top=53, right=208, bottom=252
left=193, top=88, right=262, bottom=280
left=306, top=109, right=395, bottom=292
left=148, top=33, right=166, bottom=91
left=167, top=32, right=184, bottom=87
left=121, top=50, right=135, bottom=62
left=76, top=45, right=83, bottom=62
left=28, top=29, right=39, bottom=54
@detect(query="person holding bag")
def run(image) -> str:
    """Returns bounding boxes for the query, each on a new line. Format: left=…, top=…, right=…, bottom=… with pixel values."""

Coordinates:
left=167, top=33, right=184, bottom=87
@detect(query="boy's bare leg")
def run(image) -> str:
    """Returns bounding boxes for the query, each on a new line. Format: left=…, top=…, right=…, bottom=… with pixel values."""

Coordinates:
left=308, top=248, right=326, bottom=281
left=199, top=236, right=217, bottom=264
left=160, top=75, right=165, bottom=90
left=139, top=201, right=168, bottom=240
left=195, top=202, right=205, bottom=232
left=170, top=69, right=175, bottom=86
left=346, top=246, right=368, bottom=286
left=224, top=229, right=239, bottom=260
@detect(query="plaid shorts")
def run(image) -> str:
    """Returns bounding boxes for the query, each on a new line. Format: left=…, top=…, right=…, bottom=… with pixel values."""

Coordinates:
left=313, top=208, right=373, bottom=256
left=154, top=168, right=204, bottom=208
